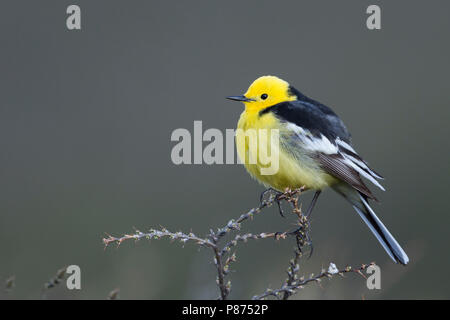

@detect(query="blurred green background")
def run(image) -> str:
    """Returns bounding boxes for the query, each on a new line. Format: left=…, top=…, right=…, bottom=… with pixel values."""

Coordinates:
left=0, top=0, right=449, bottom=299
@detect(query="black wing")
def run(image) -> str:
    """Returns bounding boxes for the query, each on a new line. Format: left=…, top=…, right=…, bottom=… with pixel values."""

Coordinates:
left=314, top=152, right=378, bottom=200
left=259, top=98, right=351, bottom=143
left=260, top=90, right=383, bottom=197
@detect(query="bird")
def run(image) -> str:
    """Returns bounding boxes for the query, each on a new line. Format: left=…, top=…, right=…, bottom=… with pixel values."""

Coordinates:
left=226, top=75, right=409, bottom=265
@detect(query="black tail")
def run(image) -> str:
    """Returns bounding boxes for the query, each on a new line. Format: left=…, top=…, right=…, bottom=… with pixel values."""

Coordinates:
left=333, top=184, right=409, bottom=265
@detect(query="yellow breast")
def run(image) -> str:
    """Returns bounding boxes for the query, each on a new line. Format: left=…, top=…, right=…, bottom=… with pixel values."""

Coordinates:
left=236, top=110, right=336, bottom=191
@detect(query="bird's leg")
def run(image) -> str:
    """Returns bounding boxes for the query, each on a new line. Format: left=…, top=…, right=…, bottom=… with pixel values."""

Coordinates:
left=285, top=224, right=314, bottom=258
left=259, top=188, right=274, bottom=204
left=259, top=188, right=285, bottom=217
left=304, top=190, right=321, bottom=218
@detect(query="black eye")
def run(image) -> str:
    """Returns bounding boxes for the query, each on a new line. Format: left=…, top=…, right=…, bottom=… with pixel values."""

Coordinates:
left=261, top=93, right=268, bottom=100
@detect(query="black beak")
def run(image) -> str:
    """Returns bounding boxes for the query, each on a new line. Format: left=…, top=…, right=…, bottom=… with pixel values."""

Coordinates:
left=226, top=95, right=254, bottom=102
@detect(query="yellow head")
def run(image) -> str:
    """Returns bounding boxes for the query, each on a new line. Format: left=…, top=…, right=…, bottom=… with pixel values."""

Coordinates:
left=227, top=76, right=297, bottom=113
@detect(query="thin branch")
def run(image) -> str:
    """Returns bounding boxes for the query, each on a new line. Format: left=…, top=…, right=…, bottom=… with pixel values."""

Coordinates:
left=4, top=275, right=15, bottom=294
left=282, top=249, right=302, bottom=300
left=252, top=262, right=375, bottom=300
left=44, top=267, right=67, bottom=290
left=41, top=266, right=67, bottom=299
left=220, top=232, right=280, bottom=256
left=103, top=188, right=372, bottom=300
left=212, top=246, right=228, bottom=299
left=108, top=288, right=120, bottom=300
left=214, top=187, right=305, bottom=241
left=103, top=228, right=216, bottom=249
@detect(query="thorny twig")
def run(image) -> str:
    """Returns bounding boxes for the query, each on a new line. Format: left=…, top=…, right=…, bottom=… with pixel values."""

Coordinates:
left=41, top=266, right=67, bottom=299
left=282, top=249, right=302, bottom=300
left=108, top=288, right=120, bottom=300
left=103, top=187, right=372, bottom=300
left=44, top=267, right=67, bottom=290
left=252, top=262, right=375, bottom=300
left=5, top=276, right=15, bottom=293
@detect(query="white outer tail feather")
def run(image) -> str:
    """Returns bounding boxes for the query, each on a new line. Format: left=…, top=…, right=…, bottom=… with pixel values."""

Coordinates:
left=355, top=194, right=409, bottom=265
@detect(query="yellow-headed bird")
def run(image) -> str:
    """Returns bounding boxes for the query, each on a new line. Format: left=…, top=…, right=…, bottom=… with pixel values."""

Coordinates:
left=227, top=75, right=408, bottom=265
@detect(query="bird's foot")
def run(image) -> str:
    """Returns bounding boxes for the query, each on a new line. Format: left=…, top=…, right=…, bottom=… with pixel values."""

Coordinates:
left=259, top=188, right=285, bottom=217
left=287, top=224, right=314, bottom=259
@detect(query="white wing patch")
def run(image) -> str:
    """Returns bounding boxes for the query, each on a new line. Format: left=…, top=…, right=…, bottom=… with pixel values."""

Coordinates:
left=341, top=153, right=383, bottom=180
left=336, top=138, right=357, bottom=153
left=336, top=138, right=385, bottom=190
left=286, top=123, right=338, bottom=155
left=286, top=124, right=384, bottom=191
left=342, top=157, right=385, bottom=190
